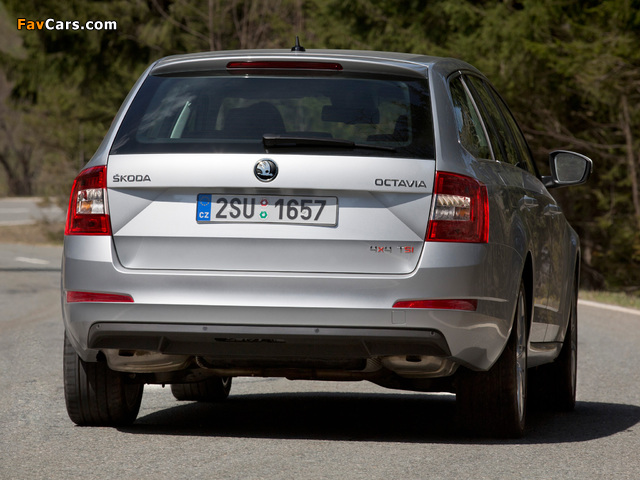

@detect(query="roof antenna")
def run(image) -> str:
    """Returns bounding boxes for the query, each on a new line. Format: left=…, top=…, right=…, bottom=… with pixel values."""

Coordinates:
left=291, top=36, right=306, bottom=52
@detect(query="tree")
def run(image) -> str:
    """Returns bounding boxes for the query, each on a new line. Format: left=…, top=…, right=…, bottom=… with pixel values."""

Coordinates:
left=0, top=0, right=157, bottom=194
left=308, top=0, right=640, bottom=289
left=516, top=0, right=640, bottom=288
left=141, top=0, right=305, bottom=52
left=2, top=0, right=640, bottom=289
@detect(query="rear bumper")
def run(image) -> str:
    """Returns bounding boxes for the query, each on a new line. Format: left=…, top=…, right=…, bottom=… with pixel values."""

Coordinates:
left=88, top=322, right=450, bottom=359
left=62, top=236, right=523, bottom=372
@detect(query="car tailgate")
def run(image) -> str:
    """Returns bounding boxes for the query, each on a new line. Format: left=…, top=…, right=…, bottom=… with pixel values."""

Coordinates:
left=107, top=153, right=434, bottom=274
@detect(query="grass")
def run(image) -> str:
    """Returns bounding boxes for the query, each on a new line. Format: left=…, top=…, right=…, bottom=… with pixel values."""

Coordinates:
left=579, top=290, right=640, bottom=310
left=0, top=221, right=64, bottom=245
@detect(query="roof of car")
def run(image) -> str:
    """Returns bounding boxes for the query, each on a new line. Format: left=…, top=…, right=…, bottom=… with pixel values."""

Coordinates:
left=150, top=49, right=479, bottom=78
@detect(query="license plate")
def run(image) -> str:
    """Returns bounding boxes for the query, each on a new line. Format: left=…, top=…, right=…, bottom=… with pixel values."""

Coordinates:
left=197, top=194, right=338, bottom=225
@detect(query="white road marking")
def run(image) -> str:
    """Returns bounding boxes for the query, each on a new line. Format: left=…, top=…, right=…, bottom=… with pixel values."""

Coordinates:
left=578, top=298, right=640, bottom=317
left=0, top=220, right=36, bottom=226
left=0, top=208, right=30, bottom=213
left=15, top=256, right=50, bottom=265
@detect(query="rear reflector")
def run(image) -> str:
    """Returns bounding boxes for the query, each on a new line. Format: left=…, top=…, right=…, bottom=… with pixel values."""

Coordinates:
left=427, top=171, right=489, bottom=243
left=65, top=166, right=111, bottom=236
left=66, top=291, right=134, bottom=303
left=393, top=299, right=478, bottom=311
left=227, top=61, right=343, bottom=71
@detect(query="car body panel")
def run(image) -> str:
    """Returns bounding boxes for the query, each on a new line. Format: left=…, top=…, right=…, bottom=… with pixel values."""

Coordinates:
left=107, top=153, right=434, bottom=274
left=62, top=49, right=583, bottom=388
left=62, top=235, right=522, bottom=371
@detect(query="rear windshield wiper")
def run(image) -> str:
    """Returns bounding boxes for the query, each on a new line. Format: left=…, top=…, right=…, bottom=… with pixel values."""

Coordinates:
left=263, top=135, right=396, bottom=152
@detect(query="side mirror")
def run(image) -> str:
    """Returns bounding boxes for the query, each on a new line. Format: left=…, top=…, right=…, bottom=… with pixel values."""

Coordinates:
left=543, top=150, right=593, bottom=188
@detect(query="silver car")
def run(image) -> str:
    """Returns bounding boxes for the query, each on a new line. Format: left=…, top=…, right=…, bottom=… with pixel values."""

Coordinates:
left=62, top=46, right=591, bottom=437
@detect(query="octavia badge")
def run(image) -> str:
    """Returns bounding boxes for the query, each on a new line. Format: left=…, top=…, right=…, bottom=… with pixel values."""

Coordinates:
left=254, top=159, right=278, bottom=182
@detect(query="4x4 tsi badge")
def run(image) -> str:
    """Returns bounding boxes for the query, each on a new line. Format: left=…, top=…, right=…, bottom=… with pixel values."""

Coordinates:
left=254, top=159, right=278, bottom=182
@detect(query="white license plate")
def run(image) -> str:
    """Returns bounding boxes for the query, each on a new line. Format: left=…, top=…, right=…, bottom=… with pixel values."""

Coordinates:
left=197, top=194, right=338, bottom=225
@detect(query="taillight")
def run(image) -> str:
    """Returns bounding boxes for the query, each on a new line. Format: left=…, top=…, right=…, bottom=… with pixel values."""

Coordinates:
left=393, top=299, right=478, bottom=311
left=66, top=291, right=133, bottom=303
left=64, top=166, right=111, bottom=235
left=427, top=171, right=489, bottom=243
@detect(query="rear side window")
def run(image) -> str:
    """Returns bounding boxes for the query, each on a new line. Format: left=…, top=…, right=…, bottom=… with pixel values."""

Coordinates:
left=465, top=76, right=513, bottom=165
left=488, top=88, right=537, bottom=175
left=466, top=75, right=536, bottom=175
left=110, top=74, right=434, bottom=159
left=449, top=76, right=492, bottom=159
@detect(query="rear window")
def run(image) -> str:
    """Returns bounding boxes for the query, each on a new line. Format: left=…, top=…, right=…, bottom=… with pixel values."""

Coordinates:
left=110, top=74, right=434, bottom=158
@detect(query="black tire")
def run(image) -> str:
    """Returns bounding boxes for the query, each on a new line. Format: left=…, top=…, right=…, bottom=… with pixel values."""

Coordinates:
left=457, top=281, right=528, bottom=438
left=171, top=377, right=232, bottom=402
left=529, top=286, right=577, bottom=411
left=63, top=332, right=143, bottom=426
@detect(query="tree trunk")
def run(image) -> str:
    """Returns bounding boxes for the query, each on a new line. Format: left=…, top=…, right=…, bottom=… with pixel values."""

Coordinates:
left=621, top=95, right=640, bottom=229
left=0, top=148, right=34, bottom=196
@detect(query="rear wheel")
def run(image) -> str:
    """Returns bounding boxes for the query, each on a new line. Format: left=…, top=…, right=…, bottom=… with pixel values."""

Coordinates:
left=530, top=285, right=577, bottom=411
left=457, top=281, right=528, bottom=438
left=171, top=377, right=232, bottom=402
left=63, top=333, right=143, bottom=426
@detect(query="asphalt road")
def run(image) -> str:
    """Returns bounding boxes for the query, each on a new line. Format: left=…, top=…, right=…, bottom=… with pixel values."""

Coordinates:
left=1, top=243, right=639, bottom=479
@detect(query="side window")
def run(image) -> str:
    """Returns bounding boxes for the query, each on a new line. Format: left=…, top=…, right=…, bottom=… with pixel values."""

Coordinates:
left=449, top=76, right=492, bottom=159
left=466, top=75, right=521, bottom=167
left=487, top=86, right=537, bottom=175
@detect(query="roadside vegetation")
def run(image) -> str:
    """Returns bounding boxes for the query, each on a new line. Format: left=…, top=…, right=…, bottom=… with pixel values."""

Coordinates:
left=580, top=290, right=640, bottom=310
left=0, top=220, right=63, bottom=245
left=1, top=0, right=640, bottom=294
